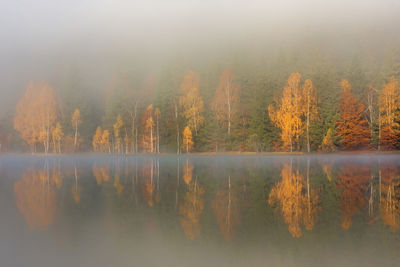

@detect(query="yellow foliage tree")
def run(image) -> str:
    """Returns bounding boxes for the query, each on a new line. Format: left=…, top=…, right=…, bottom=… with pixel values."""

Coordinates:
left=179, top=71, right=205, bottom=135
left=14, top=81, right=58, bottom=153
left=319, top=129, right=336, bottom=152
left=101, top=130, right=111, bottom=153
left=92, top=126, right=102, bottom=152
left=378, top=77, right=400, bottom=149
left=268, top=73, right=304, bottom=152
left=141, top=105, right=156, bottom=153
left=183, top=126, right=194, bottom=153
left=113, top=114, right=124, bottom=153
left=51, top=123, right=64, bottom=153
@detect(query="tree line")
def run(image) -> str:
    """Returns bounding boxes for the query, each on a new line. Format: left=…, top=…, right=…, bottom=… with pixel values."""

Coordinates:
left=9, top=68, right=400, bottom=154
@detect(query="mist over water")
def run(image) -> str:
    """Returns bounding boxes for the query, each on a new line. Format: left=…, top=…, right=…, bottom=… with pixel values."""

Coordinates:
left=1, top=154, right=400, bottom=267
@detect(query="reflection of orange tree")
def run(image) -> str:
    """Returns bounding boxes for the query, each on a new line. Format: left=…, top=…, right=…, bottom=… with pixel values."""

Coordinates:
left=93, top=164, right=110, bottom=185
left=14, top=168, right=57, bottom=230
left=319, top=159, right=334, bottom=182
left=183, top=160, right=193, bottom=185
left=212, top=176, right=241, bottom=241
left=141, top=159, right=160, bottom=207
left=52, top=165, right=63, bottom=189
left=336, top=164, right=369, bottom=230
left=113, top=173, right=124, bottom=195
left=268, top=162, right=320, bottom=238
left=179, top=176, right=205, bottom=240
left=379, top=165, right=400, bottom=232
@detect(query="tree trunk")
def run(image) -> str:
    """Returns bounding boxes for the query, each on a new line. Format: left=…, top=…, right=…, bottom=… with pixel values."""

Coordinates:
left=307, top=101, right=310, bottom=153
left=74, top=122, right=78, bottom=151
left=174, top=101, right=180, bottom=154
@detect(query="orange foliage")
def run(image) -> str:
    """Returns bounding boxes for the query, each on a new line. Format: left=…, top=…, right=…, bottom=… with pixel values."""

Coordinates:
left=268, top=73, right=304, bottom=151
left=51, top=123, right=64, bottom=153
left=92, top=127, right=103, bottom=152
left=141, top=105, right=156, bottom=153
left=378, top=77, right=400, bottom=149
left=14, top=81, right=58, bottom=153
left=101, top=130, right=111, bottom=153
left=182, top=126, right=194, bottom=153
left=336, top=80, right=370, bottom=150
left=113, top=114, right=124, bottom=153
left=179, top=71, right=204, bottom=135
left=319, top=129, right=336, bottom=152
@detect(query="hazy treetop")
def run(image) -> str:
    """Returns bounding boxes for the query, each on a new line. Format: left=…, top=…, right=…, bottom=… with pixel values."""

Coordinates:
left=0, top=0, right=399, bottom=113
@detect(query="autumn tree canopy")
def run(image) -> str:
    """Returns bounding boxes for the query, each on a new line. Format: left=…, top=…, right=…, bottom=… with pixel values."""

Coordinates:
left=378, top=77, right=400, bottom=149
left=336, top=80, right=370, bottom=150
left=14, top=81, right=58, bottom=153
left=179, top=71, right=205, bottom=135
left=268, top=73, right=318, bottom=151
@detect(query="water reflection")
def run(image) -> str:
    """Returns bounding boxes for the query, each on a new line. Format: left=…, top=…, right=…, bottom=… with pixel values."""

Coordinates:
left=212, top=176, right=242, bottom=240
left=8, top=156, right=400, bottom=240
left=268, top=160, right=320, bottom=237
left=179, top=160, right=205, bottom=240
left=379, top=165, right=400, bottom=232
left=141, top=158, right=159, bottom=207
left=14, top=166, right=58, bottom=230
left=336, top=164, right=370, bottom=230
left=7, top=156, right=400, bottom=266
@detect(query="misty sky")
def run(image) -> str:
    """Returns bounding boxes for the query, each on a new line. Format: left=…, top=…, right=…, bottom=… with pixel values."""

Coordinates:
left=0, top=0, right=399, bottom=113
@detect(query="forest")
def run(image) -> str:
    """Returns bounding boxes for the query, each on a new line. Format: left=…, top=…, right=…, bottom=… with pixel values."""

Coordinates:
left=3, top=43, right=400, bottom=154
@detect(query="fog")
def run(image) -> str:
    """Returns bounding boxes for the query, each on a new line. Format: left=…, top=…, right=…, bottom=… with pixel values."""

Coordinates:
left=1, top=0, right=399, bottom=113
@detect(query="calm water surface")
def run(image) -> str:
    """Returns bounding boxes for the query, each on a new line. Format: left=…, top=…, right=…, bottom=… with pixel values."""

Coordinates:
left=1, top=154, right=400, bottom=267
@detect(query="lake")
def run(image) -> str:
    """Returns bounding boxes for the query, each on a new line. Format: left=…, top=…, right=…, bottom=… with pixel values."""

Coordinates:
left=1, top=154, right=400, bottom=267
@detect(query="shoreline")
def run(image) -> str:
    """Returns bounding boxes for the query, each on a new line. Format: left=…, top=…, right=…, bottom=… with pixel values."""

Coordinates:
left=1, top=151, right=400, bottom=157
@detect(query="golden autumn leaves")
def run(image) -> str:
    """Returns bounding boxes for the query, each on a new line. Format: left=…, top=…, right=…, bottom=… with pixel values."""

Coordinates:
left=14, top=81, right=58, bottom=153
left=268, top=73, right=318, bottom=152
left=13, top=74, right=400, bottom=153
left=14, top=81, right=83, bottom=153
